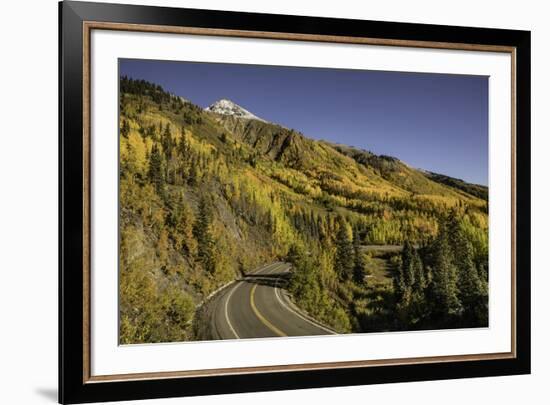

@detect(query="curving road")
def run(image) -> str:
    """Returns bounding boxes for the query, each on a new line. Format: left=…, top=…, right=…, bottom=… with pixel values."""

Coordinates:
left=210, top=262, right=336, bottom=339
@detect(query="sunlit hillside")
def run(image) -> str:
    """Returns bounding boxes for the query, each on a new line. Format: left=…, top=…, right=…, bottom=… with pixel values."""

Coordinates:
left=119, top=77, right=489, bottom=344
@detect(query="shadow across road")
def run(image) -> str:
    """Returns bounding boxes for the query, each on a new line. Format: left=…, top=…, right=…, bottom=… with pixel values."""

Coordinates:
left=208, top=262, right=336, bottom=339
left=242, top=273, right=291, bottom=289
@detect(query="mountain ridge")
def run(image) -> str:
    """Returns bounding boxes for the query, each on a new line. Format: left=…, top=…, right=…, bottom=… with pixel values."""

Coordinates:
left=203, top=96, right=487, bottom=198
left=210, top=106, right=486, bottom=202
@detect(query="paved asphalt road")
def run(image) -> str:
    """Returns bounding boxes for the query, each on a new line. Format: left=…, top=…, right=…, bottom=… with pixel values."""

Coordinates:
left=210, top=262, right=336, bottom=339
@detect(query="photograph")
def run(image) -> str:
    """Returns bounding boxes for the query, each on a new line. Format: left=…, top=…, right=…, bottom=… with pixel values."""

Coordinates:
left=118, top=59, right=489, bottom=344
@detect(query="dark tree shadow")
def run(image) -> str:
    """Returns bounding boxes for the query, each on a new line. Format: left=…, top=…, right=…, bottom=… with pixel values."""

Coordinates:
left=243, top=273, right=291, bottom=289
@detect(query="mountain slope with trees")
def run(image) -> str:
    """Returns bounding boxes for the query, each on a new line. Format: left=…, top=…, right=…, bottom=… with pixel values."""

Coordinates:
left=118, top=77, right=489, bottom=343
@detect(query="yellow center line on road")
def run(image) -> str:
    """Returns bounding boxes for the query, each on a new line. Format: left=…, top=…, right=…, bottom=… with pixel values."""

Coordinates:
left=250, top=283, right=287, bottom=337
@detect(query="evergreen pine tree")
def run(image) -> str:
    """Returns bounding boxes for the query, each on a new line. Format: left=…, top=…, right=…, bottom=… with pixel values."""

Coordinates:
left=428, top=218, right=463, bottom=322
left=394, top=240, right=424, bottom=326
left=352, top=227, right=367, bottom=283
left=187, top=157, right=198, bottom=186
left=148, top=144, right=165, bottom=197
left=401, top=241, right=416, bottom=289
left=287, top=243, right=304, bottom=266
left=169, top=193, right=197, bottom=257
left=449, top=219, right=486, bottom=326
left=193, top=197, right=215, bottom=274
left=393, top=257, right=406, bottom=304
left=407, top=245, right=426, bottom=326
left=162, top=123, right=173, bottom=159
left=121, top=119, right=130, bottom=138
left=334, top=217, right=354, bottom=280
left=178, top=130, right=190, bottom=157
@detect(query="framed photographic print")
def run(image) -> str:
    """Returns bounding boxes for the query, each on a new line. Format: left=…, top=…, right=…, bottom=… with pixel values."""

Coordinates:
left=59, top=1, right=531, bottom=403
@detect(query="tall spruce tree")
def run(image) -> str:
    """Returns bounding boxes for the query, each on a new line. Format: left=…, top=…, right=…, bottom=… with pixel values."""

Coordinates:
left=393, top=240, right=425, bottom=325
left=187, top=156, right=198, bottom=186
left=393, top=259, right=407, bottom=304
left=408, top=245, right=426, bottom=325
left=169, top=193, right=197, bottom=257
left=448, top=216, right=487, bottom=326
left=287, top=243, right=304, bottom=266
left=428, top=217, right=463, bottom=322
left=352, top=227, right=367, bottom=283
left=193, top=197, right=215, bottom=274
left=162, top=123, right=173, bottom=159
left=401, top=241, right=416, bottom=289
left=121, top=119, right=130, bottom=138
left=334, top=217, right=355, bottom=280
left=178, top=130, right=190, bottom=157
left=410, top=247, right=425, bottom=292
left=148, top=144, right=165, bottom=197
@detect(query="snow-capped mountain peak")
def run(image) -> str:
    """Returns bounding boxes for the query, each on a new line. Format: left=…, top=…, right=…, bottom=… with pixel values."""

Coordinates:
left=205, top=99, right=266, bottom=122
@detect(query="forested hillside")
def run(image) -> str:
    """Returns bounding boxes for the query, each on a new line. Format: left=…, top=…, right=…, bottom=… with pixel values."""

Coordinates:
left=119, top=77, right=489, bottom=344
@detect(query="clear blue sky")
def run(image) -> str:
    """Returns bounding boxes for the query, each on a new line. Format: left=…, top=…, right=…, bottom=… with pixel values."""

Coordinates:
left=120, top=59, right=488, bottom=186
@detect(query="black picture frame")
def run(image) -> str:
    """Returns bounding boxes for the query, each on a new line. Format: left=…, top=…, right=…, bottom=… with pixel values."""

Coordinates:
left=59, top=1, right=531, bottom=403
